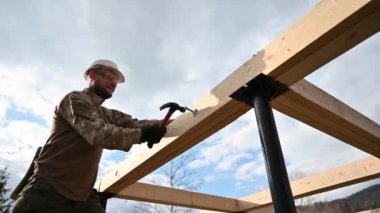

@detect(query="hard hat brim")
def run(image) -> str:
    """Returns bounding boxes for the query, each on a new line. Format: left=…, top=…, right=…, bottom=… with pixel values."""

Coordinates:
left=84, top=64, right=125, bottom=83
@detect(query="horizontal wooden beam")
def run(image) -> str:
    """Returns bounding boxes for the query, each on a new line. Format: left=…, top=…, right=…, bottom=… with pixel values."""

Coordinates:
left=357, top=208, right=380, bottom=213
left=115, top=156, right=380, bottom=212
left=115, top=182, right=257, bottom=212
left=241, top=156, right=380, bottom=212
left=98, top=0, right=380, bottom=194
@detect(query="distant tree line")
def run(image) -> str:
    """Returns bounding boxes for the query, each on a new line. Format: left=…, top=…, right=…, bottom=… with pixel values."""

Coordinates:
left=0, top=166, right=13, bottom=213
left=297, top=184, right=380, bottom=213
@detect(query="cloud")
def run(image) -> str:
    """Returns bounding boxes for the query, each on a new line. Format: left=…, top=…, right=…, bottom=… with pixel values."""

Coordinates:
left=216, top=153, right=252, bottom=171
left=0, top=119, right=49, bottom=191
left=234, top=159, right=267, bottom=181
left=277, top=114, right=369, bottom=175
left=0, top=65, right=82, bottom=123
left=189, top=111, right=261, bottom=169
left=107, top=199, right=135, bottom=213
left=0, top=98, right=10, bottom=123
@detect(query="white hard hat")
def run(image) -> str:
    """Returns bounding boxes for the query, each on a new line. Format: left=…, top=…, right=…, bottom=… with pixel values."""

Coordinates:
left=85, top=59, right=125, bottom=83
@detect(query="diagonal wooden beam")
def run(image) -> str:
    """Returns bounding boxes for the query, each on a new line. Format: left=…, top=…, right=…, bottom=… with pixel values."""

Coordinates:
left=115, top=182, right=257, bottom=212
left=240, top=156, right=380, bottom=212
left=98, top=0, right=380, bottom=194
left=273, top=79, right=380, bottom=156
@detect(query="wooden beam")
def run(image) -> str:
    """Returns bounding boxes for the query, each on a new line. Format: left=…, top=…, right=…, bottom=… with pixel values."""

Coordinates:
left=240, top=156, right=380, bottom=212
left=273, top=79, right=380, bottom=156
left=98, top=98, right=250, bottom=193
left=357, top=208, right=380, bottom=213
left=118, top=157, right=380, bottom=212
left=115, top=182, right=257, bottom=212
left=98, top=0, right=380, bottom=194
left=264, top=0, right=380, bottom=85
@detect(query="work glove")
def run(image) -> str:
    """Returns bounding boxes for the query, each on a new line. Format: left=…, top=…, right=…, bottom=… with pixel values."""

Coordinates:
left=141, top=125, right=167, bottom=148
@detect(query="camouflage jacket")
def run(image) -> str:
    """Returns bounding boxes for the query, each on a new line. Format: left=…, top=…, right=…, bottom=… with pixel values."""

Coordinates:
left=35, top=88, right=159, bottom=201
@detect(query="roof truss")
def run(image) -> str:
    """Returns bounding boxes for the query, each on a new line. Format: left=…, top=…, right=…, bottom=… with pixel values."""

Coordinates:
left=97, top=0, right=380, bottom=211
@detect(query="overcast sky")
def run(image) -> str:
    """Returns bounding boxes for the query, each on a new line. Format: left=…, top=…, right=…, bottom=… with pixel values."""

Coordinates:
left=1, top=0, right=379, bottom=212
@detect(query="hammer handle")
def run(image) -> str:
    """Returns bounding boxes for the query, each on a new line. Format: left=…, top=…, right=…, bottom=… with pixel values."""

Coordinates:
left=160, top=111, right=174, bottom=127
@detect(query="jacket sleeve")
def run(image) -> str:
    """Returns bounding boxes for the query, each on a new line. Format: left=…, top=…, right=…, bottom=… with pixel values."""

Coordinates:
left=59, top=92, right=142, bottom=151
left=103, top=108, right=161, bottom=128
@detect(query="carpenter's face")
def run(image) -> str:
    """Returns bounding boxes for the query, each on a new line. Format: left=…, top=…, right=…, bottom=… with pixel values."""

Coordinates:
left=92, top=69, right=118, bottom=99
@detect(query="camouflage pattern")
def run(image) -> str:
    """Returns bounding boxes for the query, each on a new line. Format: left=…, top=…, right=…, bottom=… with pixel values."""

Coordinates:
left=11, top=175, right=105, bottom=213
left=32, top=88, right=160, bottom=202
left=62, top=88, right=159, bottom=150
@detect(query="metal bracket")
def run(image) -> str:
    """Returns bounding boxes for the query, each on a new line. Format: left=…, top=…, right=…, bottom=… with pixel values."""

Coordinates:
left=230, top=73, right=289, bottom=106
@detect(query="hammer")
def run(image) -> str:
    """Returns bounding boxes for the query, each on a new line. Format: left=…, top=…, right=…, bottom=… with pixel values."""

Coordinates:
left=147, top=102, right=197, bottom=148
left=159, top=102, right=197, bottom=127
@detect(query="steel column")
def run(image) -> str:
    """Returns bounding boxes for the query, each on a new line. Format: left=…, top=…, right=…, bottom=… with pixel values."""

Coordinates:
left=97, top=191, right=113, bottom=211
left=253, top=91, right=296, bottom=213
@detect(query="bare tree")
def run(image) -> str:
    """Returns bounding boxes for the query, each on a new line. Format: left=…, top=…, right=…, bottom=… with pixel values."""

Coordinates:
left=133, top=152, right=203, bottom=213
left=0, top=166, right=13, bottom=213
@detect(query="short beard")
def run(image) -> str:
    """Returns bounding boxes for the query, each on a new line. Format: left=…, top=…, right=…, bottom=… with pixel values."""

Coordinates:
left=92, top=84, right=112, bottom=99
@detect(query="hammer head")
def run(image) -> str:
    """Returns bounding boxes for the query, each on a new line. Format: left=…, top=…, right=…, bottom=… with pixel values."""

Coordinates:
left=160, top=102, right=186, bottom=113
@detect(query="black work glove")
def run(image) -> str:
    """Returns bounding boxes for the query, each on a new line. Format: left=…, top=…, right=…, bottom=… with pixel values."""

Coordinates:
left=140, top=125, right=167, bottom=148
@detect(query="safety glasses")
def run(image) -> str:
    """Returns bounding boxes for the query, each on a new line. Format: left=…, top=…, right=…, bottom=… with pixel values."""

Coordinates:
left=92, top=65, right=119, bottom=83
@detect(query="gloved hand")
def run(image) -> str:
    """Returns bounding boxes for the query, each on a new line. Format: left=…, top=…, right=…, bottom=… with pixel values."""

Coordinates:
left=140, top=125, right=167, bottom=148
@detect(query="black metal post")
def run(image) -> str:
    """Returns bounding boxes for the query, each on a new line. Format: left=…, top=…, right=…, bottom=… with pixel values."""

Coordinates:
left=97, top=191, right=114, bottom=211
left=99, top=196, right=108, bottom=211
left=253, top=92, right=296, bottom=213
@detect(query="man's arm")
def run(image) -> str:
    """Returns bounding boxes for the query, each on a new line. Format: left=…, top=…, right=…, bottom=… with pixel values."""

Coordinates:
left=104, top=108, right=161, bottom=128
left=59, top=92, right=143, bottom=151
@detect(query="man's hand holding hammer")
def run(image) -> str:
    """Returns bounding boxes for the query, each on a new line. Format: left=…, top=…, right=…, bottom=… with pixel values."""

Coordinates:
left=141, top=102, right=197, bottom=149
left=140, top=125, right=167, bottom=147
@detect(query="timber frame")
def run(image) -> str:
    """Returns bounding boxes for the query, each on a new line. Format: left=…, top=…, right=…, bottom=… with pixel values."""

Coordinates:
left=97, top=0, right=380, bottom=212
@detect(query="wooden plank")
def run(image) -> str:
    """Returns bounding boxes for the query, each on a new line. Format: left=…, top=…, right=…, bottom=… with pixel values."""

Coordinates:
left=198, top=207, right=309, bottom=213
left=245, top=206, right=311, bottom=213
left=98, top=0, right=380, bottom=193
left=240, top=156, right=380, bottom=212
left=265, top=0, right=380, bottom=85
left=198, top=210, right=276, bottom=213
left=273, top=79, right=380, bottom=157
left=118, top=157, right=379, bottom=212
left=357, top=209, right=380, bottom=213
left=116, top=182, right=257, bottom=212
left=98, top=99, right=250, bottom=193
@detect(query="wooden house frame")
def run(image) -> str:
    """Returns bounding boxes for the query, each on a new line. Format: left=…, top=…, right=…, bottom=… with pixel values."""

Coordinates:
left=96, top=0, right=380, bottom=212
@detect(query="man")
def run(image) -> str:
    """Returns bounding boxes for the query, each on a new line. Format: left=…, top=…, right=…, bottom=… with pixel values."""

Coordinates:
left=11, top=59, right=166, bottom=213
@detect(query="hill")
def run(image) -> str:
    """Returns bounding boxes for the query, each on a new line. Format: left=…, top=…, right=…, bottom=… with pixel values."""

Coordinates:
left=297, top=184, right=380, bottom=212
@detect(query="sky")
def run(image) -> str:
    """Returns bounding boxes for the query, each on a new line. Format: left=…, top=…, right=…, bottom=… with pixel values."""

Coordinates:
left=1, top=0, right=379, bottom=212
